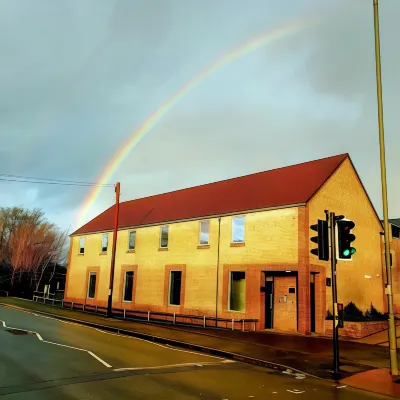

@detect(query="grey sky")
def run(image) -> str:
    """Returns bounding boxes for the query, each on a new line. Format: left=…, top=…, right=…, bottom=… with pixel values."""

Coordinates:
left=0, top=0, right=399, bottom=233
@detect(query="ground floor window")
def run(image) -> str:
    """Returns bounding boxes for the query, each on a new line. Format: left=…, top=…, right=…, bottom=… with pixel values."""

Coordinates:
left=87, top=272, right=97, bottom=299
left=123, top=271, right=134, bottom=302
left=229, top=271, right=246, bottom=312
left=169, top=271, right=182, bottom=306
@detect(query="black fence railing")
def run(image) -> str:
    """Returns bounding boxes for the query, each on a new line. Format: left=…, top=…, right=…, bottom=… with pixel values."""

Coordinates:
left=31, top=295, right=258, bottom=332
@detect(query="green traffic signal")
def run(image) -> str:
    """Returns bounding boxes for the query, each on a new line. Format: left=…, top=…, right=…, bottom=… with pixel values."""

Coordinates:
left=343, top=249, right=350, bottom=257
left=351, top=248, right=356, bottom=255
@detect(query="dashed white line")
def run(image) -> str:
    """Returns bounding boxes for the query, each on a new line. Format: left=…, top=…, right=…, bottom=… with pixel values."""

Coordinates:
left=0, top=319, right=112, bottom=368
left=88, top=351, right=113, bottom=368
left=2, top=307, right=224, bottom=361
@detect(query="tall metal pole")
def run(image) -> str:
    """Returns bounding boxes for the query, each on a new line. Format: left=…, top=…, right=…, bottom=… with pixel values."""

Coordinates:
left=372, top=0, right=399, bottom=375
left=330, top=211, right=340, bottom=379
left=107, top=182, right=120, bottom=318
left=215, top=217, right=221, bottom=327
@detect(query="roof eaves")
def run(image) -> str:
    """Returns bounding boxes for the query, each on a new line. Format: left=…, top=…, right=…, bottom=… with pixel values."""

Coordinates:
left=70, top=202, right=307, bottom=237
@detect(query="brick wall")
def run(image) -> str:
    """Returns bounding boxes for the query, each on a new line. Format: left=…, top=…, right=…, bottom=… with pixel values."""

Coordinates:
left=308, top=158, right=385, bottom=314
left=325, top=320, right=388, bottom=339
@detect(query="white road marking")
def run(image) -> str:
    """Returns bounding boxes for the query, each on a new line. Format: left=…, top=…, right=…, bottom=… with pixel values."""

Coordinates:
left=337, top=385, right=347, bottom=389
left=88, top=351, right=113, bottom=368
left=287, top=389, right=305, bottom=394
left=0, top=319, right=111, bottom=368
left=113, top=359, right=235, bottom=372
left=3, top=307, right=225, bottom=361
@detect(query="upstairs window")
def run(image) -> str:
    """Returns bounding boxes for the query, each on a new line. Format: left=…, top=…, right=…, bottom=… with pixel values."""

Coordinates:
left=79, top=237, right=85, bottom=254
left=199, top=221, right=210, bottom=245
left=232, top=216, right=245, bottom=243
left=128, top=231, right=136, bottom=250
left=392, top=224, right=400, bottom=239
left=101, top=234, right=108, bottom=253
left=160, top=226, right=169, bottom=248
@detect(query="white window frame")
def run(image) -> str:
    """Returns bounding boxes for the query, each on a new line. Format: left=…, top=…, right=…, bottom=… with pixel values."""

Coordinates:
left=160, top=226, right=169, bottom=249
left=199, top=220, right=210, bottom=246
left=128, top=230, right=136, bottom=250
left=79, top=237, right=85, bottom=254
left=232, top=216, right=245, bottom=243
left=122, top=270, right=134, bottom=302
left=228, top=271, right=246, bottom=312
left=101, top=234, right=108, bottom=253
left=87, top=272, right=96, bottom=299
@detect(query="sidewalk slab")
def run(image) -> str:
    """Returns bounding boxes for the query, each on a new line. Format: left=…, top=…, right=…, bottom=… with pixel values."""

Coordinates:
left=341, top=368, right=400, bottom=398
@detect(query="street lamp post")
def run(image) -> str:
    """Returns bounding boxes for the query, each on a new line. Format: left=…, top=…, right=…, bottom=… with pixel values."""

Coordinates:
left=372, top=0, right=399, bottom=376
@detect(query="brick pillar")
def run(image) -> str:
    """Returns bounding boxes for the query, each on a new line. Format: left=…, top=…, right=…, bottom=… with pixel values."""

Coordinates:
left=314, top=270, right=326, bottom=333
left=298, top=206, right=310, bottom=334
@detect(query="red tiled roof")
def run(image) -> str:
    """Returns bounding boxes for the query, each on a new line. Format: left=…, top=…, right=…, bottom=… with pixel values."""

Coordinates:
left=72, top=153, right=348, bottom=236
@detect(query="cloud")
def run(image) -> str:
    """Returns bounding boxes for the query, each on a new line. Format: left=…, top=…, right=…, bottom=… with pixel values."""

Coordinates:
left=0, top=0, right=399, bottom=232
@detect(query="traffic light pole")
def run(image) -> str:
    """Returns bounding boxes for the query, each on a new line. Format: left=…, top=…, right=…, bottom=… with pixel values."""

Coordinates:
left=328, top=210, right=340, bottom=380
left=372, top=0, right=399, bottom=376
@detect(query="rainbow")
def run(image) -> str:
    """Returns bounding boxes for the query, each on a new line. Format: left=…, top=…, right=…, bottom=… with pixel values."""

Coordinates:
left=76, top=16, right=316, bottom=229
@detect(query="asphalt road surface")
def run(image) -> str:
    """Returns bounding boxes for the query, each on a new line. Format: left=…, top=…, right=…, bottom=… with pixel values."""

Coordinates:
left=0, top=306, right=394, bottom=399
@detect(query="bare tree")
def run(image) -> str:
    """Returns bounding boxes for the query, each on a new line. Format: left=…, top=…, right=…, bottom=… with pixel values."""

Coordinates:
left=0, top=207, right=65, bottom=294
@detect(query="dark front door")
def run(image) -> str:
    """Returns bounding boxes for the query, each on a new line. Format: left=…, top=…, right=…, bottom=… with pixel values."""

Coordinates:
left=310, top=274, right=316, bottom=333
left=265, top=278, right=274, bottom=329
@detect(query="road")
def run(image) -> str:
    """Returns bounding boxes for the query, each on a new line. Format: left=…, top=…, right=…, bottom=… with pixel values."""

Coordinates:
left=0, top=306, right=394, bottom=399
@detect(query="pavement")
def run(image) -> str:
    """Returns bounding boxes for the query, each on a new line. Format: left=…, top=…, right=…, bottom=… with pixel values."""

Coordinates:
left=0, top=297, right=399, bottom=399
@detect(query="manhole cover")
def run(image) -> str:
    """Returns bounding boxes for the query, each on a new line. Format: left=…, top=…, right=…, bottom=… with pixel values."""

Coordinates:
left=6, top=329, right=33, bottom=335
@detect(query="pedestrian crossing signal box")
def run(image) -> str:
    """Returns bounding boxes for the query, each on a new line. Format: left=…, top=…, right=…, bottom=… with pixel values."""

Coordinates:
left=337, top=303, right=344, bottom=328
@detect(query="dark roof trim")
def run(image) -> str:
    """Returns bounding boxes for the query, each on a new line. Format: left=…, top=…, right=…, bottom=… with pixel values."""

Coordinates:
left=70, top=202, right=306, bottom=237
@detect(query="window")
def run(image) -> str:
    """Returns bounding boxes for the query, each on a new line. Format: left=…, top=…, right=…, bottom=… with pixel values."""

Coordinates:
left=128, top=231, right=136, bottom=250
left=123, top=271, right=134, bottom=302
left=160, top=226, right=169, bottom=248
left=87, top=273, right=97, bottom=299
left=199, top=220, right=210, bottom=245
left=392, top=224, right=400, bottom=239
left=169, top=271, right=182, bottom=306
left=232, top=216, right=245, bottom=243
left=79, top=237, right=85, bottom=254
left=229, top=271, right=246, bottom=312
left=101, top=234, right=108, bottom=252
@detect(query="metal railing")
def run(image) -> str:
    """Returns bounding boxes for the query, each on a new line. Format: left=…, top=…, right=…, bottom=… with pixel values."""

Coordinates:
left=32, top=295, right=258, bottom=332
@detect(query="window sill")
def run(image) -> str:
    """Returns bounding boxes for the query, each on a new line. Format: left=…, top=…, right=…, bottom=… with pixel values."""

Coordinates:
left=197, top=245, right=210, bottom=249
left=99, top=252, right=108, bottom=255
left=230, top=242, right=245, bottom=247
left=122, top=300, right=132, bottom=303
left=168, top=304, right=180, bottom=307
left=158, top=248, right=168, bottom=251
left=78, top=253, right=85, bottom=256
left=126, top=250, right=135, bottom=253
left=228, top=309, right=246, bottom=313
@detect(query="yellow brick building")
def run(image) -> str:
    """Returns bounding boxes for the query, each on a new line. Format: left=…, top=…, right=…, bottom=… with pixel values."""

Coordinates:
left=65, top=154, right=385, bottom=335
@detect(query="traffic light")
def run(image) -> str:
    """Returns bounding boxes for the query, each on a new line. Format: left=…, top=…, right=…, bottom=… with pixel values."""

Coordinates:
left=310, top=219, right=329, bottom=261
left=337, top=303, right=344, bottom=328
left=337, top=220, right=356, bottom=259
